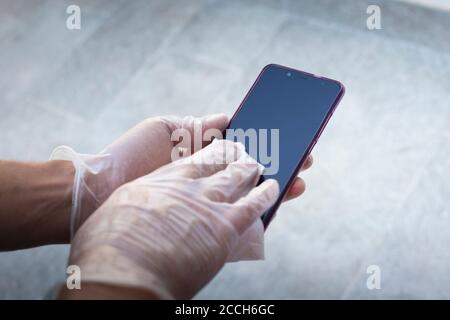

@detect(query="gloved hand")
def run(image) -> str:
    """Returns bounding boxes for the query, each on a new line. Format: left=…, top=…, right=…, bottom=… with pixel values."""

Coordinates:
left=50, top=114, right=229, bottom=237
left=69, top=139, right=279, bottom=299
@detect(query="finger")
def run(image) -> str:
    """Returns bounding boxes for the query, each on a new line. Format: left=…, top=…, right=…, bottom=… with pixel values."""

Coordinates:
left=283, top=177, right=306, bottom=202
left=227, top=179, right=279, bottom=235
left=202, top=160, right=262, bottom=203
left=300, top=155, right=313, bottom=171
left=227, top=219, right=264, bottom=261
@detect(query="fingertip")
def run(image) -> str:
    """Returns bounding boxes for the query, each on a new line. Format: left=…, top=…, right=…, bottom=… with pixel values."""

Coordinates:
left=284, top=177, right=306, bottom=201
left=260, top=178, right=280, bottom=200
left=229, top=178, right=279, bottom=234
left=204, top=113, right=229, bottom=130
left=301, top=155, right=314, bottom=171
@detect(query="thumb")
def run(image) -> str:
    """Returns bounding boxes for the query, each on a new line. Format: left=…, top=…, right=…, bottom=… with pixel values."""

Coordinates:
left=199, top=113, right=229, bottom=148
left=161, top=114, right=229, bottom=153
left=201, top=113, right=229, bottom=134
left=228, top=179, right=280, bottom=235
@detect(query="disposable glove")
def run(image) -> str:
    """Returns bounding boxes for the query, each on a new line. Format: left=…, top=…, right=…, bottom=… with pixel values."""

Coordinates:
left=50, top=114, right=229, bottom=237
left=69, top=139, right=280, bottom=299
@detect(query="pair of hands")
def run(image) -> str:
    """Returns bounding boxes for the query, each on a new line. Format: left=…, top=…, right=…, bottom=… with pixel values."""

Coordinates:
left=54, top=114, right=312, bottom=299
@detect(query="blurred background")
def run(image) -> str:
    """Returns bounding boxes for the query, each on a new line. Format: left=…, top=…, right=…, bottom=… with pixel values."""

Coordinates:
left=0, top=0, right=449, bottom=299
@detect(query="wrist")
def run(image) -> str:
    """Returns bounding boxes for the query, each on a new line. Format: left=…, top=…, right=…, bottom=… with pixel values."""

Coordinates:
left=36, top=160, right=75, bottom=244
left=50, top=146, right=119, bottom=237
left=0, top=160, right=74, bottom=250
left=70, top=153, right=118, bottom=235
left=0, top=160, right=75, bottom=249
left=69, top=204, right=175, bottom=300
left=68, top=242, right=174, bottom=299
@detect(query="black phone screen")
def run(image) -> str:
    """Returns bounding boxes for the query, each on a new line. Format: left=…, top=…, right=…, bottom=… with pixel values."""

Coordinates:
left=225, top=64, right=344, bottom=226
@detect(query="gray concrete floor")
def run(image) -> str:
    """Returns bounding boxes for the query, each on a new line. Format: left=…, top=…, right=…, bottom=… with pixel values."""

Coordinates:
left=0, top=0, right=449, bottom=299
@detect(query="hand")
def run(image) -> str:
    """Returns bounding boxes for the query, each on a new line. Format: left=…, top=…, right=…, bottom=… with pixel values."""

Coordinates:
left=284, top=154, right=313, bottom=201
left=68, top=140, right=279, bottom=299
left=51, top=113, right=312, bottom=237
left=51, top=114, right=230, bottom=236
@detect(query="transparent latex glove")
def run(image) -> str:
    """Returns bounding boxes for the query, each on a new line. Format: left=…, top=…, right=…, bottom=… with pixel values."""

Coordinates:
left=50, top=114, right=229, bottom=237
left=69, top=139, right=280, bottom=299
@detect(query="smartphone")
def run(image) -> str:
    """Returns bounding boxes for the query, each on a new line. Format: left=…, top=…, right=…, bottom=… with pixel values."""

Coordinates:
left=225, top=64, right=345, bottom=228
